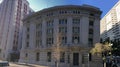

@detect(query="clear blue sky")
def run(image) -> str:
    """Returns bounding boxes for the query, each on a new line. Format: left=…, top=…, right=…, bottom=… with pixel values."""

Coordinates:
left=28, top=0, right=119, bottom=18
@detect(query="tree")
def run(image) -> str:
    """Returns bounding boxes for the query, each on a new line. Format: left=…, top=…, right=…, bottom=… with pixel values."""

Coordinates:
left=112, top=40, right=120, bottom=56
left=90, top=42, right=111, bottom=56
left=52, top=33, right=62, bottom=67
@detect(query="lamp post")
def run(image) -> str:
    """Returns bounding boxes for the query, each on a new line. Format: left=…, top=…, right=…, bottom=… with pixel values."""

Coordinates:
left=108, top=43, right=113, bottom=67
left=109, top=43, right=113, bottom=56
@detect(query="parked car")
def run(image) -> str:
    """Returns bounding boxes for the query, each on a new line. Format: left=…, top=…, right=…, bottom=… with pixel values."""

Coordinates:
left=0, top=61, right=9, bottom=67
left=112, top=56, right=120, bottom=67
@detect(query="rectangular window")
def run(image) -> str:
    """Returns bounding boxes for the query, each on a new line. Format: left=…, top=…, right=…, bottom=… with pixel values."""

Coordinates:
left=26, top=42, right=29, bottom=48
left=36, top=31, right=40, bottom=37
left=12, top=46, right=17, bottom=51
left=90, top=13, right=94, bottom=16
left=36, top=24, right=40, bottom=29
left=27, top=27, right=29, bottom=32
left=60, top=52, right=65, bottom=62
left=27, top=34, right=29, bottom=39
left=25, top=53, right=28, bottom=57
left=46, top=37, right=54, bottom=46
left=72, top=19, right=80, bottom=24
left=89, top=28, right=93, bottom=34
left=36, top=52, right=40, bottom=61
left=36, top=40, right=40, bottom=48
left=68, top=55, right=70, bottom=63
left=59, top=27, right=67, bottom=33
left=59, top=36, right=67, bottom=44
left=59, top=19, right=67, bottom=25
left=47, top=28, right=53, bottom=34
left=36, top=40, right=42, bottom=48
left=72, top=36, right=79, bottom=43
left=36, top=23, right=42, bottom=29
left=89, top=20, right=94, bottom=26
left=47, top=20, right=53, bottom=27
left=47, top=52, right=51, bottom=62
left=88, top=38, right=93, bottom=47
left=72, top=27, right=80, bottom=34
left=59, top=11, right=67, bottom=14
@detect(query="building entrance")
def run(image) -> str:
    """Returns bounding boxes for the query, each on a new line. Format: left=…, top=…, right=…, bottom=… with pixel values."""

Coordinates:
left=73, top=53, right=79, bottom=66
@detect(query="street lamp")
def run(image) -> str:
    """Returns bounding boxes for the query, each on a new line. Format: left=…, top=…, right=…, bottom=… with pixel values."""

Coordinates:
left=109, top=43, right=113, bottom=56
left=109, top=43, right=113, bottom=67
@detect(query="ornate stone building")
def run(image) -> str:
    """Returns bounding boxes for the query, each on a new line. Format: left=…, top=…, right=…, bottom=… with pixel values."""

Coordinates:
left=19, top=5, right=101, bottom=67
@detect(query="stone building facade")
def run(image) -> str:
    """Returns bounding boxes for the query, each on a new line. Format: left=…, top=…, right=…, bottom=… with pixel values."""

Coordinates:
left=19, top=5, right=101, bottom=67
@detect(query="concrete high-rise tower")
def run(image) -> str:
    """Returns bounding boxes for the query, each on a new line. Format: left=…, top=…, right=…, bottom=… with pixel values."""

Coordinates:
left=100, top=0, right=120, bottom=41
left=0, top=0, right=34, bottom=61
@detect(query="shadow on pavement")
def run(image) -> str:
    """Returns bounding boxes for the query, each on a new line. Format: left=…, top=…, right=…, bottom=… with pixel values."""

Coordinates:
left=16, top=63, right=36, bottom=67
left=11, top=62, right=49, bottom=67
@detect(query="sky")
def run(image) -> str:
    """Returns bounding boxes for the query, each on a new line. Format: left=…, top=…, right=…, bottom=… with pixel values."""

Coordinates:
left=0, top=0, right=3, bottom=3
left=27, top=0, right=119, bottom=18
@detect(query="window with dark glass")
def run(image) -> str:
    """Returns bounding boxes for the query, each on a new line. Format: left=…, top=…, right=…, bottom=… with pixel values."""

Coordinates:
left=59, top=11, right=67, bottom=14
left=72, top=19, right=80, bottom=24
left=36, top=31, right=40, bottom=37
left=73, top=10, right=80, bottom=14
left=60, top=36, right=67, bottom=44
left=47, top=20, right=53, bottom=27
left=89, top=20, right=94, bottom=26
left=59, top=27, right=67, bottom=33
left=89, top=28, right=93, bottom=34
left=60, top=52, right=65, bottom=62
left=88, top=38, right=93, bottom=46
left=36, top=40, right=40, bottom=47
left=47, top=52, right=51, bottom=62
left=27, top=34, right=29, bottom=39
left=12, top=46, right=17, bottom=51
left=72, top=27, right=80, bottom=34
left=26, top=42, right=29, bottom=47
left=47, top=28, right=53, bottom=34
left=36, top=52, right=40, bottom=61
left=46, top=37, right=54, bottom=46
left=27, top=27, right=29, bottom=32
left=36, top=23, right=41, bottom=29
left=25, top=53, right=28, bottom=57
left=90, top=13, right=94, bottom=16
left=72, top=36, right=79, bottom=43
left=59, top=19, right=67, bottom=25
left=68, top=55, right=70, bottom=63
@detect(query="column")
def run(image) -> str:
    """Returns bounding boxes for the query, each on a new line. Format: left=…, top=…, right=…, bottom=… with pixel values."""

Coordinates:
left=54, top=18, right=59, bottom=45
left=42, top=20, right=46, bottom=48
left=67, top=17, right=72, bottom=44
left=80, top=16, right=89, bottom=47
left=21, top=25, right=27, bottom=49
left=93, top=18, right=100, bottom=44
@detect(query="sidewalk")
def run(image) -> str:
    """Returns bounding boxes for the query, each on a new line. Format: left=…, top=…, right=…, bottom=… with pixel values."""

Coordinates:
left=10, top=62, right=49, bottom=67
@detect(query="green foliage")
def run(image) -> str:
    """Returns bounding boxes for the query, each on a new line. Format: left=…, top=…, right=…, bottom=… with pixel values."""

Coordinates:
left=90, top=42, right=112, bottom=55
